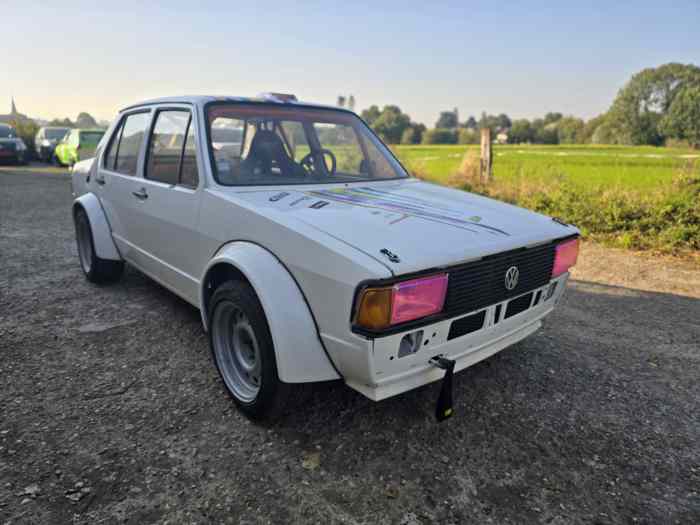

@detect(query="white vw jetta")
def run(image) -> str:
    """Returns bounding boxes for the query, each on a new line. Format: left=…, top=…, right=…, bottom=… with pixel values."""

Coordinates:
left=71, top=94, right=580, bottom=420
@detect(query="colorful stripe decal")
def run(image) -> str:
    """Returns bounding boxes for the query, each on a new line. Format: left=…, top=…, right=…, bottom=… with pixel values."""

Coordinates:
left=306, top=187, right=509, bottom=236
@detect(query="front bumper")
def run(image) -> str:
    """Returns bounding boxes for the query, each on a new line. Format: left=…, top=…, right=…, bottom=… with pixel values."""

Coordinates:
left=346, top=273, right=569, bottom=401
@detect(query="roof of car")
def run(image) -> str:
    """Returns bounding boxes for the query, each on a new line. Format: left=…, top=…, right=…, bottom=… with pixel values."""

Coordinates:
left=120, top=95, right=352, bottom=114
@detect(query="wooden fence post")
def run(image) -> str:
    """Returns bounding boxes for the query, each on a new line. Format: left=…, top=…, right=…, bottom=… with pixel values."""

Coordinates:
left=480, top=128, right=492, bottom=183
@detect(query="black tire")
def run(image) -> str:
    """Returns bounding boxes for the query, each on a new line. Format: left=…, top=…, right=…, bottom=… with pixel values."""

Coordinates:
left=74, top=207, right=124, bottom=283
left=208, top=280, right=291, bottom=421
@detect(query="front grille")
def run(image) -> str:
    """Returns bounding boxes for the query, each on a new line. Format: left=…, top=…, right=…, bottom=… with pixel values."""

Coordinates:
left=443, top=242, right=556, bottom=318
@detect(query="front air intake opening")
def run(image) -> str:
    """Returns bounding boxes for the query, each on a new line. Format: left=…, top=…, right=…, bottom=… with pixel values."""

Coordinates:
left=447, top=310, right=486, bottom=341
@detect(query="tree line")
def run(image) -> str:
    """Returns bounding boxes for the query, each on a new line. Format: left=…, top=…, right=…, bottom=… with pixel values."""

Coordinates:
left=357, top=62, right=700, bottom=147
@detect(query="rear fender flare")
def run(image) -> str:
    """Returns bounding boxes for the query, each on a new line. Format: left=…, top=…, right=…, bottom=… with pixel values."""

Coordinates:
left=72, top=193, right=121, bottom=261
left=201, top=241, right=341, bottom=383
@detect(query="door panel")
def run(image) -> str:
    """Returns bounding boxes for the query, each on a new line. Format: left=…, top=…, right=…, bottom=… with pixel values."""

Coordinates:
left=127, top=182, right=202, bottom=303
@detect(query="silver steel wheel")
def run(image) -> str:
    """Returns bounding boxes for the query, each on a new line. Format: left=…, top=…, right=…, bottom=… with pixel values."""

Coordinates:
left=76, top=211, right=93, bottom=274
left=212, top=302, right=262, bottom=403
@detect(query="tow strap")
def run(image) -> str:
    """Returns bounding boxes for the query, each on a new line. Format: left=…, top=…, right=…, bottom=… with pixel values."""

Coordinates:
left=430, top=355, right=456, bottom=422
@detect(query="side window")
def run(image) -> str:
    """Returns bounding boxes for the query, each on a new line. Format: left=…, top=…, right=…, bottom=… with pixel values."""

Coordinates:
left=103, top=121, right=123, bottom=170
left=114, top=112, right=150, bottom=176
left=146, top=110, right=199, bottom=188
left=147, top=111, right=189, bottom=185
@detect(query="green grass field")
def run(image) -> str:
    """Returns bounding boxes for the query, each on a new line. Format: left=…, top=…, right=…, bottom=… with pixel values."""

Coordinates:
left=393, top=144, right=699, bottom=190
left=391, top=144, right=699, bottom=253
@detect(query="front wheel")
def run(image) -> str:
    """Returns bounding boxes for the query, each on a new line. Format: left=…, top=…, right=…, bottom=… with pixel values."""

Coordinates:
left=74, top=207, right=124, bottom=283
left=208, top=281, right=290, bottom=420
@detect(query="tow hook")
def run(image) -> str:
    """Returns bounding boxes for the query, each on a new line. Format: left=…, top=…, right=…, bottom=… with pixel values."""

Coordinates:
left=430, top=355, right=456, bottom=422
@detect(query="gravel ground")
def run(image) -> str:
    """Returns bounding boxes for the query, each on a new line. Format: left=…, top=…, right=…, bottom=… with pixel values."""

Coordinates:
left=1, top=167, right=699, bottom=524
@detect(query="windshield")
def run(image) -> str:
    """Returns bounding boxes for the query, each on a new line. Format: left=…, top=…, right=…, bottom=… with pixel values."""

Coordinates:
left=207, top=103, right=408, bottom=186
left=0, top=126, right=16, bottom=139
left=79, top=131, right=105, bottom=146
left=45, top=128, right=69, bottom=140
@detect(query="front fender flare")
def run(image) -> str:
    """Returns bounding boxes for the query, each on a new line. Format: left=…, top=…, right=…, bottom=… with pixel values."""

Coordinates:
left=201, top=242, right=341, bottom=383
left=72, top=193, right=121, bottom=261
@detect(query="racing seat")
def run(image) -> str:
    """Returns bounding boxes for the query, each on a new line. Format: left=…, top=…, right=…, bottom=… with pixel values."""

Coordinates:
left=241, top=129, right=298, bottom=177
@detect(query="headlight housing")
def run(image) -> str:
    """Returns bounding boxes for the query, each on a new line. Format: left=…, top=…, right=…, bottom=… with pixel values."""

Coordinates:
left=552, top=238, right=579, bottom=277
left=354, top=273, right=449, bottom=331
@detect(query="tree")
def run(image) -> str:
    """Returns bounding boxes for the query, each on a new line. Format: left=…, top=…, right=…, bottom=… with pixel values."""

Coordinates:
left=76, top=112, right=98, bottom=128
left=477, top=112, right=510, bottom=133
left=535, top=122, right=559, bottom=144
left=435, top=110, right=458, bottom=129
left=463, top=116, right=477, bottom=129
left=605, top=62, right=700, bottom=145
left=557, top=116, right=585, bottom=144
left=508, top=119, right=534, bottom=144
left=661, top=82, right=700, bottom=147
left=581, top=114, right=608, bottom=144
left=361, top=105, right=381, bottom=126
left=371, top=105, right=412, bottom=144
left=543, top=112, right=563, bottom=125
left=495, top=113, right=512, bottom=130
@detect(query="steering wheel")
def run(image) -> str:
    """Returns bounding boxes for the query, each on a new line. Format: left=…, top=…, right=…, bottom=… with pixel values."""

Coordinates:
left=299, top=149, right=337, bottom=176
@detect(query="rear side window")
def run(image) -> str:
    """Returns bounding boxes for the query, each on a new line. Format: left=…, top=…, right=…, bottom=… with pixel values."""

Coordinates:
left=104, top=112, right=150, bottom=176
left=146, top=110, right=199, bottom=188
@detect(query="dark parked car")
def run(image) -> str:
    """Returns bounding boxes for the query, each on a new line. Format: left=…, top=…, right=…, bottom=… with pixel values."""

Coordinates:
left=35, top=126, right=70, bottom=162
left=0, top=124, right=28, bottom=164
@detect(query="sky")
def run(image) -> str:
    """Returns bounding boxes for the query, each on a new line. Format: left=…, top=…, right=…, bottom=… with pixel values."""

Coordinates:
left=2, top=1, right=699, bottom=126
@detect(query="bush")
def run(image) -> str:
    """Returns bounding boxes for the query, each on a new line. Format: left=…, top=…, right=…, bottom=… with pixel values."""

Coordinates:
left=457, top=128, right=479, bottom=144
left=446, top=160, right=700, bottom=253
left=422, top=128, right=457, bottom=144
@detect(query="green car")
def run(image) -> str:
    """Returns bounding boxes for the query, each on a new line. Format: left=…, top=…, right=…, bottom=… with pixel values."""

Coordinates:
left=54, top=129, right=105, bottom=166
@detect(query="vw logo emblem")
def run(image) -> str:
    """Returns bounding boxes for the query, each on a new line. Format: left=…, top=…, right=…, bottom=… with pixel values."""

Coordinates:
left=504, top=266, right=519, bottom=290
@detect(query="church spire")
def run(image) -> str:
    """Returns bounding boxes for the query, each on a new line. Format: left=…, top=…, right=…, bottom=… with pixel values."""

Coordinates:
left=11, top=97, right=17, bottom=115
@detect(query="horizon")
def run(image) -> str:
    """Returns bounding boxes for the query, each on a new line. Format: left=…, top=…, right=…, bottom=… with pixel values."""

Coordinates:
left=3, top=1, right=699, bottom=126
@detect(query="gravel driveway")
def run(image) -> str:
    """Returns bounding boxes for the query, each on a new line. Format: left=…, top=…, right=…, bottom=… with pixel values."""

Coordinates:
left=1, top=167, right=699, bottom=524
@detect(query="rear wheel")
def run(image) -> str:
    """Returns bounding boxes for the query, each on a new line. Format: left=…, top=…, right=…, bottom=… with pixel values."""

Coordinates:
left=74, top=207, right=124, bottom=283
left=209, top=281, right=290, bottom=420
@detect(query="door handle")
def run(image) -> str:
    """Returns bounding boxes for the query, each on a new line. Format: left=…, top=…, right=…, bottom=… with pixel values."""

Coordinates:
left=95, top=175, right=105, bottom=185
left=132, top=188, right=148, bottom=200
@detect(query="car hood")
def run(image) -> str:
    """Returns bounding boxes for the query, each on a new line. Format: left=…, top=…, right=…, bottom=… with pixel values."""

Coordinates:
left=232, top=179, right=578, bottom=275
